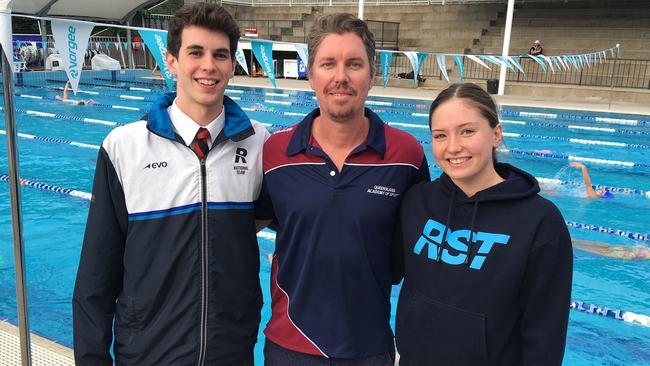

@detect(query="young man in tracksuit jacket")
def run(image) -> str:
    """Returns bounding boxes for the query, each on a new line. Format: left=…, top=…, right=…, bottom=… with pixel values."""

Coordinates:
left=72, top=4, right=268, bottom=365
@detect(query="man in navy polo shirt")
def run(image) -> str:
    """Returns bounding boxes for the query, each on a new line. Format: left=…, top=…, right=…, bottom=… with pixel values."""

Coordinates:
left=256, top=13, right=429, bottom=366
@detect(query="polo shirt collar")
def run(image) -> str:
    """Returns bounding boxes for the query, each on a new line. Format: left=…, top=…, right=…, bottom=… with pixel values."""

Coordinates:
left=286, top=107, right=386, bottom=158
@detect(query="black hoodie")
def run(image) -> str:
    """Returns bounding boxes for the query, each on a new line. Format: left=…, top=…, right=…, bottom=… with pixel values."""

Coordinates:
left=395, top=163, right=572, bottom=366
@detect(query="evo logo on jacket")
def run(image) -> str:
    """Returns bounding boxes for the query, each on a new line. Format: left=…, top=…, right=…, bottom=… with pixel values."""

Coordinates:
left=413, top=218, right=510, bottom=270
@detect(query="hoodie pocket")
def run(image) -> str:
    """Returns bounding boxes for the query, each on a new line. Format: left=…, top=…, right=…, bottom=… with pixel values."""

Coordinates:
left=115, top=296, right=144, bottom=330
left=396, top=286, right=488, bottom=366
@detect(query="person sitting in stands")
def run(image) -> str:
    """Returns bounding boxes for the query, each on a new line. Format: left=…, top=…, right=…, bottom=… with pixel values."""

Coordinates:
left=573, top=239, right=650, bottom=260
left=397, top=70, right=426, bottom=83
left=529, top=40, right=543, bottom=56
left=55, top=80, right=94, bottom=105
left=569, top=162, right=613, bottom=199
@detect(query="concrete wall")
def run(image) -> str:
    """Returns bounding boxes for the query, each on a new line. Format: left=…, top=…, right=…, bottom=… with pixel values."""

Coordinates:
left=223, top=3, right=504, bottom=53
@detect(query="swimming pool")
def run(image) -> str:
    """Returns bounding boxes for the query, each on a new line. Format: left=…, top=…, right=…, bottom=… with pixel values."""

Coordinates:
left=1, top=70, right=649, bottom=365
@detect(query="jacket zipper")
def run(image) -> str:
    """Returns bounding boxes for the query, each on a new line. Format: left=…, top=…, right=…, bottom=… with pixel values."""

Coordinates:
left=197, top=157, right=208, bottom=366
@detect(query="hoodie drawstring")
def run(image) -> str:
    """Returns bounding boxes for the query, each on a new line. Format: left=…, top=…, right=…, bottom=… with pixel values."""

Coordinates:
left=436, top=188, right=456, bottom=262
left=464, top=200, right=480, bottom=266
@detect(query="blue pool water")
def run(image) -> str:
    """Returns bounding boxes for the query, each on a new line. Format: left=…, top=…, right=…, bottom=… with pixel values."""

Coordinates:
left=1, top=71, right=649, bottom=365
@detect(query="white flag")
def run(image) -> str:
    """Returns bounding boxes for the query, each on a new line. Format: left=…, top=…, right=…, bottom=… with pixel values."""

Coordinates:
left=235, top=44, right=248, bottom=75
left=51, top=19, right=94, bottom=94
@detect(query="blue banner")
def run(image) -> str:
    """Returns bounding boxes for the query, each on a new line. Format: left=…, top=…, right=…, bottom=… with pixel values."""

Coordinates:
left=417, top=52, right=428, bottom=70
left=252, top=40, right=276, bottom=88
left=379, top=51, right=392, bottom=87
left=139, top=29, right=174, bottom=89
left=297, top=56, right=307, bottom=78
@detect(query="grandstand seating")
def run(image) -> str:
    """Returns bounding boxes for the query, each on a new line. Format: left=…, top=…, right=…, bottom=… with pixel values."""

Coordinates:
left=474, top=0, right=650, bottom=60
left=224, top=0, right=650, bottom=62
left=224, top=4, right=503, bottom=53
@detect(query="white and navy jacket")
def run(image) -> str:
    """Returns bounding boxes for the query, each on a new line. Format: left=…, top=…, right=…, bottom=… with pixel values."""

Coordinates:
left=73, top=93, right=269, bottom=366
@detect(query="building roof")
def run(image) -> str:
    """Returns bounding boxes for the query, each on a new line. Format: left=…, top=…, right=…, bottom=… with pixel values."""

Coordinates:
left=10, top=0, right=164, bottom=22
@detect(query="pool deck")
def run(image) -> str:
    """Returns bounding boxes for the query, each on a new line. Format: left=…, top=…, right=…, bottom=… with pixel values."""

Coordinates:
left=0, top=320, right=74, bottom=365
left=231, top=76, right=650, bottom=116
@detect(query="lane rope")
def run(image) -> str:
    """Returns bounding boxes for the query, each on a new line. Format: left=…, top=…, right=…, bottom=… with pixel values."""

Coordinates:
left=0, top=129, right=99, bottom=150
left=0, top=106, right=124, bottom=127
left=570, top=301, right=650, bottom=327
left=0, top=174, right=91, bottom=200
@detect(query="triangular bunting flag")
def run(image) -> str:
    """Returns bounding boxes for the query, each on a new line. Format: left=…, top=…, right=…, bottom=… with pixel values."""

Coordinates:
left=235, top=44, right=249, bottom=75
left=540, top=55, right=555, bottom=73
left=453, top=55, right=464, bottom=80
left=403, top=51, right=420, bottom=86
left=467, top=55, right=491, bottom=70
left=436, top=54, right=449, bottom=83
left=527, top=55, right=547, bottom=72
left=508, top=56, right=525, bottom=75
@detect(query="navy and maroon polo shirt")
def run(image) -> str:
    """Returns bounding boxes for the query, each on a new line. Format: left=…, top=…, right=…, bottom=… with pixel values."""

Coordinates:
left=256, top=108, right=429, bottom=359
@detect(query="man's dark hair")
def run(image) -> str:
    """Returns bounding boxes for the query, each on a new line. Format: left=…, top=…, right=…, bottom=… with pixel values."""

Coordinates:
left=167, top=2, right=240, bottom=59
left=307, top=13, right=376, bottom=76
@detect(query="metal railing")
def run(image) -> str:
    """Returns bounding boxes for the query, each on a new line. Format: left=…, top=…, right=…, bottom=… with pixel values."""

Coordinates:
left=217, top=0, right=504, bottom=5
left=463, top=56, right=650, bottom=89
left=143, top=15, right=399, bottom=48
left=378, top=52, right=443, bottom=79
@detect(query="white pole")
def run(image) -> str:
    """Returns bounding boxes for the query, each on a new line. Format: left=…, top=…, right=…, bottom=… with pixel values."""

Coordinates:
left=358, top=0, right=365, bottom=20
left=126, top=21, right=135, bottom=70
left=498, top=0, right=515, bottom=95
left=116, top=33, right=127, bottom=69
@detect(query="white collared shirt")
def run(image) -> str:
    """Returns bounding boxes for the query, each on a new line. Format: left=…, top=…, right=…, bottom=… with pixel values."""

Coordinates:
left=167, top=100, right=225, bottom=149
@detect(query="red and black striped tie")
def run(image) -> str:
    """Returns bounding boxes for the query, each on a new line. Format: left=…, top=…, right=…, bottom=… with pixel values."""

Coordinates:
left=192, top=127, right=211, bottom=160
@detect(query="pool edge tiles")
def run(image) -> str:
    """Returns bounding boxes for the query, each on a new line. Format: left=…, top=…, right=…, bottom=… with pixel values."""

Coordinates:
left=0, top=320, right=74, bottom=365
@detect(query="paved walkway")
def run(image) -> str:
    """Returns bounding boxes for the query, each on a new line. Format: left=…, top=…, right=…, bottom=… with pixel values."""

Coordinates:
left=0, top=321, right=74, bottom=365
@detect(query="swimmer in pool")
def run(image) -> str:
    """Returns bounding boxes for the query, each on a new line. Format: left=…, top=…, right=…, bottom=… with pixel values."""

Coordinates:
left=55, top=80, right=95, bottom=105
left=573, top=239, right=650, bottom=260
left=569, top=162, right=613, bottom=199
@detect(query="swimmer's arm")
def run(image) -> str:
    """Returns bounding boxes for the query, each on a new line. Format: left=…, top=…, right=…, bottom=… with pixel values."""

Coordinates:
left=570, top=162, right=598, bottom=198
left=63, top=80, right=70, bottom=100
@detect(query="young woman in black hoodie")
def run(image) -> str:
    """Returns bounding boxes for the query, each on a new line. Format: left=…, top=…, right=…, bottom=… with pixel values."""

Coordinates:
left=395, top=83, right=573, bottom=366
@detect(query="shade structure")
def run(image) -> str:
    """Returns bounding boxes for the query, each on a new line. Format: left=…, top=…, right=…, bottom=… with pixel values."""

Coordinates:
left=11, top=0, right=162, bottom=21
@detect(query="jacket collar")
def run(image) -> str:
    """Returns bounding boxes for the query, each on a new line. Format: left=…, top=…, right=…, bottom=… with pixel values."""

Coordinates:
left=146, top=92, right=253, bottom=142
